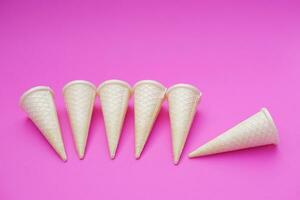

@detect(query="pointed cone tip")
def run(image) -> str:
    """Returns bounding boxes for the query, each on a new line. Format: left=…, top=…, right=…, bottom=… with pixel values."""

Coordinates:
left=76, top=142, right=85, bottom=160
left=172, top=146, right=184, bottom=165
left=135, top=144, right=144, bottom=159
left=135, top=150, right=142, bottom=159
left=77, top=146, right=86, bottom=160
left=173, top=154, right=181, bottom=165
left=135, top=154, right=141, bottom=160
left=188, top=147, right=208, bottom=158
left=189, top=146, right=214, bottom=158
left=173, top=159, right=179, bottom=165
left=78, top=153, right=85, bottom=160
left=60, top=152, right=68, bottom=162
left=188, top=152, right=197, bottom=158
left=109, top=152, right=116, bottom=160
left=108, top=144, right=117, bottom=159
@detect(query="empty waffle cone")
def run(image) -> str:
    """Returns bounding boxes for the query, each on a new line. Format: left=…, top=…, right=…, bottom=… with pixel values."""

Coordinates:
left=63, top=80, right=96, bottom=159
left=134, top=80, right=166, bottom=159
left=189, top=108, right=279, bottom=158
left=20, top=86, right=67, bottom=161
left=98, top=80, right=131, bottom=159
left=167, top=84, right=201, bottom=165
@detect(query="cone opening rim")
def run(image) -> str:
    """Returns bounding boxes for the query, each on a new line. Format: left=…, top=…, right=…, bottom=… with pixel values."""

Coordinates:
left=63, top=80, right=96, bottom=93
left=20, top=86, right=54, bottom=106
left=133, top=80, right=166, bottom=91
left=166, top=84, right=202, bottom=97
left=97, top=80, right=131, bottom=94
left=261, top=108, right=279, bottom=144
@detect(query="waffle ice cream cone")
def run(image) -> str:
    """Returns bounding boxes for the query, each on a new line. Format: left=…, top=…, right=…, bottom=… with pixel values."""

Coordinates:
left=189, top=108, right=279, bottom=158
left=20, top=86, right=67, bottom=161
left=167, top=84, right=201, bottom=165
left=134, top=80, right=166, bottom=159
left=97, top=80, right=131, bottom=159
left=63, top=80, right=96, bottom=159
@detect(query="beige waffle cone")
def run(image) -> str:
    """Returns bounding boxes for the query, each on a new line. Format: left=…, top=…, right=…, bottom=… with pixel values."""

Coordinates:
left=97, top=80, right=131, bottom=159
left=134, top=80, right=166, bottom=159
left=167, top=84, right=201, bottom=165
left=189, top=108, right=279, bottom=158
left=20, top=86, right=67, bottom=161
left=63, top=80, right=96, bottom=159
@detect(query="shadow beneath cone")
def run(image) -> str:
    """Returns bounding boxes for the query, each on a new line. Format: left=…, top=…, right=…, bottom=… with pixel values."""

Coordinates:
left=85, top=103, right=102, bottom=157
left=189, top=144, right=279, bottom=163
left=116, top=104, right=134, bottom=158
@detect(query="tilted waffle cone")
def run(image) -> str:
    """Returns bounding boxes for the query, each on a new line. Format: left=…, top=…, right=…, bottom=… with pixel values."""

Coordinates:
left=134, top=80, right=166, bottom=159
left=167, top=84, right=201, bottom=165
left=97, top=80, right=131, bottom=159
left=63, top=80, right=96, bottom=159
left=189, top=108, right=279, bottom=158
left=20, top=86, right=67, bottom=161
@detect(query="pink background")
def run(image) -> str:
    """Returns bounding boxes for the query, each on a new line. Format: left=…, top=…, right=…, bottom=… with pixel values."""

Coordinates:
left=1, top=0, right=300, bottom=199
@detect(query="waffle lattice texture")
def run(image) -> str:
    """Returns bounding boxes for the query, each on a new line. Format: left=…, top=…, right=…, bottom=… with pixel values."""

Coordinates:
left=189, top=108, right=278, bottom=157
left=64, top=82, right=96, bottom=159
left=99, top=83, right=131, bottom=158
left=21, top=88, right=66, bottom=160
left=134, top=82, right=166, bottom=158
left=167, top=86, right=201, bottom=164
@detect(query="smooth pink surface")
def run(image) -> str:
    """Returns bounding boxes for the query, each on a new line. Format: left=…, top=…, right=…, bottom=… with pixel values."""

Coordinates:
left=1, top=0, right=300, bottom=199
